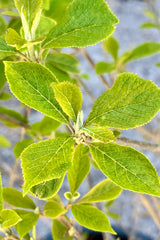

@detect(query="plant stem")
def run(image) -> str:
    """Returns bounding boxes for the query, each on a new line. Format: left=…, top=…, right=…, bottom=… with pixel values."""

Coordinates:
left=0, top=113, right=30, bottom=129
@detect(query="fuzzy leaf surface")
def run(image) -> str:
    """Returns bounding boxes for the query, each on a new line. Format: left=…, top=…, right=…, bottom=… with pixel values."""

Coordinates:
left=86, top=73, right=160, bottom=129
left=1, top=209, right=21, bottom=228
left=103, top=36, right=119, bottom=61
left=43, top=0, right=118, bottom=48
left=95, top=62, right=115, bottom=74
left=90, top=142, right=160, bottom=196
left=44, top=201, right=66, bottom=218
left=21, top=137, right=74, bottom=194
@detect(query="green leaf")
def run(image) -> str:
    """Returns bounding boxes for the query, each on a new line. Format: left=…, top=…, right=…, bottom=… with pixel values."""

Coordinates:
left=89, top=142, right=160, bottom=196
left=143, top=10, right=156, bottom=20
left=83, top=126, right=115, bottom=143
left=0, top=92, right=12, bottom=101
left=1, top=11, right=19, bottom=17
left=86, top=73, right=160, bottom=129
left=8, top=18, right=22, bottom=34
left=14, top=139, right=34, bottom=159
left=0, top=135, right=11, bottom=147
left=103, top=37, right=119, bottom=61
left=124, top=42, right=160, bottom=63
left=21, top=137, right=74, bottom=195
left=6, top=28, right=27, bottom=49
left=107, top=212, right=120, bottom=220
left=0, top=16, right=6, bottom=36
left=44, top=200, right=66, bottom=218
left=0, top=173, right=3, bottom=211
left=0, top=38, right=18, bottom=60
left=95, top=62, right=115, bottom=74
left=0, top=209, right=21, bottom=228
left=79, top=179, right=122, bottom=203
left=52, top=82, right=82, bottom=122
left=15, top=210, right=39, bottom=238
left=30, top=174, right=65, bottom=200
left=14, top=0, right=42, bottom=40
left=36, top=16, right=56, bottom=37
left=67, top=144, right=90, bottom=194
left=5, top=61, right=69, bottom=124
left=71, top=204, right=115, bottom=233
left=3, top=187, right=36, bottom=209
left=0, top=0, right=15, bottom=9
left=52, top=219, right=73, bottom=240
left=47, top=53, right=79, bottom=73
left=0, top=61, right=7, bottom=91
left=42, top=0, right=50, bottom=10
left=140, top=22, right=158, bottom=29
left=43, top=0, right=118, bottom=48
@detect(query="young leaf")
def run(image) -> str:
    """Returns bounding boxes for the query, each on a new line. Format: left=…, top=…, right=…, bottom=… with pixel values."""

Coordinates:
left=46, top=53, right=79, bottom=73
left=5, top=62, right=69, bottom=124
left=0, top=0, right=15, bottom=9
left=14, top=139, right=34, bottom=159
left=0, top=135, right=11, bottom=147
left=3, top=187, right=36, bottom=209
left=79, top=179, right=122, bottom=203
left=90, top=142, right=160, bottom=196
left=15, top=210, right=39, bottom=238
left=86, top=73, right=160, bottom=129
left=44, top=200, right=66, bottom=218
left=0, top=209, right=21, bottom=228
left=36, top=16, right=56, bottom=37
left=0, top=172, right=3, bottom=211
left=0, top=92, right=12, bottom=101
left=95, top=62, right=115, bottom=75
left=0, top=16, right=6, bottom=36
left=140, top=22, right=158, bottom=29
left=103, top=37, right=119, bottom=61
left=67, top=144, right=90, bottom=194
left=43, top=0, right=118, bottom=48
left=0, top=61, right=7, bottom=91
left=30, top=174, right=65, bottom=200
left=42, top=0, right=50, bottom=10
left=0, top=38, right=18, bottom=59
left=83, top=126, right=115, bottom=143
left=21, top=137, right=74, bottom=195
left=52, top=82, right=82, bottom=122
left=71, top=204, right=115, bottom=234
left=52, top=219, right=73, bottom=240
left=6, top=28, right=27, bottom=49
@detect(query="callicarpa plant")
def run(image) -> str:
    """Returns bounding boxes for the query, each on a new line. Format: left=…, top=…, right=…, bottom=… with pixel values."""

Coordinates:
left=1, top=0, right=160, bottom=239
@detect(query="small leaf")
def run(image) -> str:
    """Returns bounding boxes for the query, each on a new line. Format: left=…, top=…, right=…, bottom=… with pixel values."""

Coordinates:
left=90, top=142, right=160, bottom=196
left=15, top=210, right=39, bottom=238
left=21, top=137, right=74, bottom=195
left=5, top=61, right=69, bottom=124
left=30, top=174, right=65, bottom=200
left=67, top=144, right=90, bottom=194
left=1, top=11, right=19, bottom=17
left=52, top=82, right=82, bottom=122
left=0, top=172, right=3, bottom=211
left=0, top=38, right=18, bottom=59
left=79, top=179, right=122, bottom=204
left=14, top=139, right=34, bottom=159
left=44, top=200, right=66, bottom=218
left=52, top=219, right=73, bottom=240
left=64, top=192, right=72, bottom=200
left=43, top=0, right=118, bottom=48
left=42, top=0, right=50, bottom=10
left=6, top=28, right=27, bottom=49
left=36, top=16, right=56, bottom=37
left=83, top=126, right=115, bottom=143
left=0, top=0, right=15, bottom=9
left=103, top=37, right=119, bottom=61
left=95, top=62, right=115, bottom=75
left=71, top=204, right=115, bottom=234
left=0, top=209, right=21, bottom=228
left=0, top=92, right=12, bottom=101
left=107, top=212, right=120, bottom=220
left=3, top=187, right=36, bottom=209
left=0, top=16, right=6, bottom=36
left=0, top=61, right=7, bottom=91
left=0, top=135, right=10, bottom=147
left=86, top=73, right=160, bottom=129
left=140, top=22, right=158, bottom=29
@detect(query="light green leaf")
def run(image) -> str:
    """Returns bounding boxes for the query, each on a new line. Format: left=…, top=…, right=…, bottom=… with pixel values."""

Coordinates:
left=52, top=82, right=82, bottom=122
left=43, top=0, right=118, bottom=48
left=6, top=28, right=27, bottom=49
left=83, top=126, right=115, bottom=143
left=95, top=62, right=115, bottom=74
left=0, top=173, right=3, bottom=211
left=52, top=219, right=73, bottom=240
left=71, top=204, right=115, bottom=233
left=79, top=179, right=122, bottom=204
left=3, top=187, right=36, bottom=209
left=14, top=139, right=34, bottom=159
left=36, top=16, right=56, bottom=37
left=21, top=137, right=74, bottom=195
left=86, top=73, right=160, bottom=129
left=140, top=22, right=158, bottom=29
left=0, top=135, right=11, bottom=147
left=143, top=10, right=156, bottom=20
left=0, top=92, right=12, bottom=101
left=30, top=174, right=65, bottom=200
left=67, top=144, right=90, bottom=194
left=107, top=212, right=120, bottom=220
left=0, top=0, right=15, bottom=9
left=0, top=209, right=21, bottom=228
left=0, top=61, right=7, bottom=91
left=0, top=38, right=18, bottom=59
left=44, top=200, right=66, bottom=218
left=156, top=62, right=160, bottom=67
left=42, top=0, right=50, bottom=10
left=8, top=18, right=22, bottom=34
left=90, top=142, right=160, bottom=196
left=15, top=210, right=39, bottom=238
left=0, top=16, right=6, bottom=36
left=103, top=36, right=119, bottom=61
left=1, top=11, right=19, bottom=17
left=5, top=61, right=69, bottom=124
left=47, top=53, right=79, bottom=73
left=14, top=0, right=42, bottom=40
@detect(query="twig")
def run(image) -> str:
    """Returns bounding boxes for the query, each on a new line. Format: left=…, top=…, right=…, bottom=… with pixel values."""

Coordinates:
left=0, top=113, right=30, bottom=129
left=117, top=137, right=160, bottom=152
